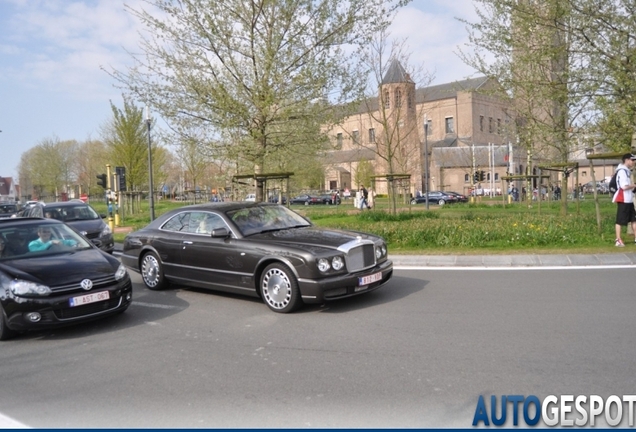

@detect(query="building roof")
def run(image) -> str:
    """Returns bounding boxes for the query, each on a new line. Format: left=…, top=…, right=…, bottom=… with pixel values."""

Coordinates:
left=381, top=60, right=413, bottom=84
left=354, top=76, right=491, bottom=114
left=415, top=76, right=490, bottom=103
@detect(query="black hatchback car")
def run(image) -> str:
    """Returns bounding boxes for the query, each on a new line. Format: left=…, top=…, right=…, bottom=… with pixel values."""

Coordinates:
left=23, top=201, right=114, bottom=253
left=121, top=202, right=393, bottom=313
left=0, top=203, right=18, bottom=218
left=0, top=218, right=132, bottom=340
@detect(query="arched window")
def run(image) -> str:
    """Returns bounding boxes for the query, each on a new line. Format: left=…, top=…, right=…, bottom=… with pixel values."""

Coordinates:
left=465, top=174, right=470, bottom=183
left=383, top=91, right=390, bottom=108
left=395, top=89, right=402, bottom=107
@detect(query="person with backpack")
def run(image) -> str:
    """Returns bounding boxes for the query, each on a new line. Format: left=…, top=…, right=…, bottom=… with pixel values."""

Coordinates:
left=612, top=153, right=636, bottom=247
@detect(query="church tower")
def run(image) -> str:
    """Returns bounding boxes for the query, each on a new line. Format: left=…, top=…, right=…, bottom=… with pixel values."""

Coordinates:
left=377, top=60, right=421, bottom=187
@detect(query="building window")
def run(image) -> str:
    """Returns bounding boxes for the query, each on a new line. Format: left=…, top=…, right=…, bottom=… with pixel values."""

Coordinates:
left=465, top=174, right=469, bottom=183
left=582, top=171, right=587, bottom=177
left=426, top=119, right=433, bottom=135
left=497, top=118, right=501, bottom=134
left=445, top=117, right=454, bottom=134
left=407, top=91, right=413, bottom=109
left=480, top=116, right=484, bottom=132
left=336, top=133, right=343, bottom=149
left=368, top=128, right=375, bottom=143
left=384, top=91, right=390, bottom=108
left=395, top=89, right=402, bottom=107
left=495, top=173, right=499, bottom=181
left=489, top=117, right=494, bottom=133
left=352, top=130, right=359, bottom=145
left=487, top=173, right=491, bottom=181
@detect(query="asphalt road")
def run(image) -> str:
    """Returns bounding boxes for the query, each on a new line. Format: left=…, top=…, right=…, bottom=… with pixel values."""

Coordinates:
left=1, top=267, right=635, bottom=428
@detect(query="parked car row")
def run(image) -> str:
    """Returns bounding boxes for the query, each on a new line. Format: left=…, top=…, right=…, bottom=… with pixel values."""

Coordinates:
left=410, top=191, right=467, bottom=205
left=289, top=193, right=341, bottom=205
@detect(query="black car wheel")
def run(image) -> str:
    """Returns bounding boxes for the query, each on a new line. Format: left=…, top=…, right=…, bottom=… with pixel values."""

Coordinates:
left=438, top=199, right=445, bottom=205
left=0, top=303, right=17, bottom=341
left=410, top=199, right=417, bottom=205
left=260, top=263, right=302, bottom=313
left=304, top=201, right=309, bottom=206
left=141, top=252, right=168, bottom=290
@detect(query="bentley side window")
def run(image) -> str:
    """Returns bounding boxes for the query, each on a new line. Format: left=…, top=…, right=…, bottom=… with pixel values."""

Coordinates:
left=186, top=212, right=228, bottom=235
left=162, top=213, right=191, bottom=232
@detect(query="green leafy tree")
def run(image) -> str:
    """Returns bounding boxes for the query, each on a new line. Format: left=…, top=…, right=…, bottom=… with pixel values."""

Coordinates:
left=17, top=137, right=79, bottom=200
left=458, top=0, right=586, bottom=214
left=568, top=0, right=636, bottom=150
left=102, top=98, right=165, bottom=193
left=109, top=0, right=408, bottom=201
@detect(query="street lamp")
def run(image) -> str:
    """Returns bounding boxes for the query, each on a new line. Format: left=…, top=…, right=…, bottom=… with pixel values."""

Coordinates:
left=424, top=120, right=430, bottom=209
left=146, top=106, right=155, bottom=221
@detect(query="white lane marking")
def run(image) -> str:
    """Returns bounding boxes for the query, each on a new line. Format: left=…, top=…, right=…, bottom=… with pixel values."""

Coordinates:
left=0, top=412, right=29, bottom=428
left=395, top=265, right=635, bottom=271
left=131, top=301, right=180, bottom=310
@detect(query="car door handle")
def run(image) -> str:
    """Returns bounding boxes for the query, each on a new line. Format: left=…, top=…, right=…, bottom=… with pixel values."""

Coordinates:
left=182, top=241, right=193, bottom=245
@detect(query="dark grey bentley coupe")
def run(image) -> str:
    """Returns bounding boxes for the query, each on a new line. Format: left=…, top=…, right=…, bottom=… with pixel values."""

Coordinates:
left=121, top=202, right=393, bottom=313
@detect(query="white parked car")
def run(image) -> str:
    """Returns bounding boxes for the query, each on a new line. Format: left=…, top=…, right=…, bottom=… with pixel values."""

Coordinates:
left=245, top=194, right=256, bottom=202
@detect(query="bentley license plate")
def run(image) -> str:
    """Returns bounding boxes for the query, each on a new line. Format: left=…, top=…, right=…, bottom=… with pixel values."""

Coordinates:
left=358, top=272, right=382, bottom=287
left=69, top=291, right=110, bottom=307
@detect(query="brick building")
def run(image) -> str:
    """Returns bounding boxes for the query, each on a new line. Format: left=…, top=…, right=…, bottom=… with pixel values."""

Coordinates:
left=324, top=61, right=523, bottom=196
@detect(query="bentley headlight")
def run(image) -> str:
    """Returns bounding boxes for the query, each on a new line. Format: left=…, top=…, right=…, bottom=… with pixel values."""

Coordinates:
left=376, top=246, right=383, bottom=259
left=332, top=256, right=344, bottom=270
left=115, top=263, right=128, bottom=281
left=317, top=258, right=331, bottom=272
left=10, top=280, right=51, bottom=296
left=381, top=244, right=387, bottom=256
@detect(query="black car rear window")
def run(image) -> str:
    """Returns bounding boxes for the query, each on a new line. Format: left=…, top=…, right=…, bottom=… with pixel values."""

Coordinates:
left=0, top=205, right=17, bottom=214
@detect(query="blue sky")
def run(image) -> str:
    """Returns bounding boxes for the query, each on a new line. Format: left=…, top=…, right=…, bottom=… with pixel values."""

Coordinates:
left=0, top=0, right=480, bottom=180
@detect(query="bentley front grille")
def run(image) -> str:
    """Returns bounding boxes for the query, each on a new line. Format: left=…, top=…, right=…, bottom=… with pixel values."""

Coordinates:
left=345, top=243, right=376, bottom=272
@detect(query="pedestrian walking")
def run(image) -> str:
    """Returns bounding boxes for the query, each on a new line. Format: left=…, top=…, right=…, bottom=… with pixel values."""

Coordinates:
left=612, top=153, right=636, bottom=247
left=358, top=184, right=368, bottom=210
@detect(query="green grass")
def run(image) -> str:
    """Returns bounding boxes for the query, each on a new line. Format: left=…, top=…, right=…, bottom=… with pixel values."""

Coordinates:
left=95, top=195, right=624, bottom=255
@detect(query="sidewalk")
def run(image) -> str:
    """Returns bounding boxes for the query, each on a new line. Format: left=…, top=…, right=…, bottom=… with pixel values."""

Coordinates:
left=113, top=243, right=636, bottom=268
left=389, top=252, right=636, bottom=268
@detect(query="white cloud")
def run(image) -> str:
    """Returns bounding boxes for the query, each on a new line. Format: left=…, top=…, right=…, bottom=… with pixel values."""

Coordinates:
left=388, top=1, right=480, bottom=84
left=2, top=0, right=142, bottom=100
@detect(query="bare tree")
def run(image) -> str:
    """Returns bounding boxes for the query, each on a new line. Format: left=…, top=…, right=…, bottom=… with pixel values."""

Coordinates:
left=354, top=29, right=433, bottom=212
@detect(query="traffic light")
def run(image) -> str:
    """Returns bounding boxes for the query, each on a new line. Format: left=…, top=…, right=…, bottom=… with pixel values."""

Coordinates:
left=473, top=172, right=479, bottom=183
left=96, top=173, right=107, bottom=189
left=478, top=170, right=486, bottom=182
left=115, top=166, right=127, bottom=191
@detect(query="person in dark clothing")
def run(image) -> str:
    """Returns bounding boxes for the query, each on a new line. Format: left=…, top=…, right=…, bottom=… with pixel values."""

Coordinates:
left=358, top=185, right=369, bottom=210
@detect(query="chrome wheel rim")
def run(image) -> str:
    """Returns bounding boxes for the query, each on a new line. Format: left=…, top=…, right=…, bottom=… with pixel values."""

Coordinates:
left=262, top=268, right=292, bottom=310
left=141, top=254, right=160, bottom=288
